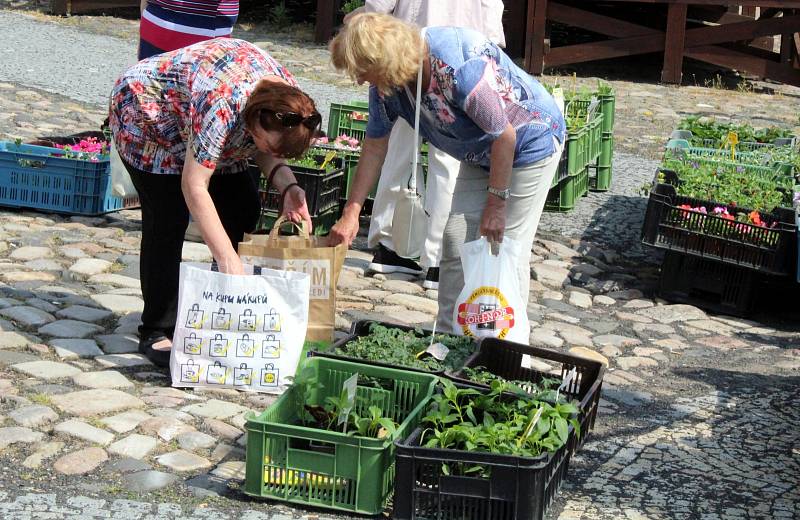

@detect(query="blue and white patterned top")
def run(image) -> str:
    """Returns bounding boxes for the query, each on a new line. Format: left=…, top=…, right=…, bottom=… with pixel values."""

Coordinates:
left=366, top=27, right=565, bottom=169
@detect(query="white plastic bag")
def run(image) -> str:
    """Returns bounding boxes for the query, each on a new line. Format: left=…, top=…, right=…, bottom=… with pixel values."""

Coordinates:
left=452, top=237, right=530, bottom=343
left=170, top=262, right=310, bottom=394
left=109, top=140, right=137, bottom=198
left=392, top=162, right=428, bottom=258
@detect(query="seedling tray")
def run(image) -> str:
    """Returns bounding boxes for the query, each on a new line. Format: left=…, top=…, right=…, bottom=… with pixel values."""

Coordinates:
left=641, top=172, right=797, bottom=276
left=244, top=356, right=437, bottom=515
left=312, top=320, right=477, bottom=375
left=446, top=337, right=605, bottom=443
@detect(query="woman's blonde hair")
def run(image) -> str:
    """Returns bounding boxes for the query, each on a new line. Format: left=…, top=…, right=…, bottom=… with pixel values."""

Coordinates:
left=330, top=12, right=423, bottom=94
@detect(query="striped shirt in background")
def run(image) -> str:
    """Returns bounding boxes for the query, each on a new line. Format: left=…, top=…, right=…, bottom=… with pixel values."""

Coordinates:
left=138, top=0, right=240, bottom=60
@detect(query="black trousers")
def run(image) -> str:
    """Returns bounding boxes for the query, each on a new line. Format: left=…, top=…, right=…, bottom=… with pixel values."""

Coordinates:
left=125, top=162, right=261, bottom=341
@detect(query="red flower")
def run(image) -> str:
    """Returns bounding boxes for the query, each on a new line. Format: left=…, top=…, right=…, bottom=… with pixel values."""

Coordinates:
left=215, top=108, right=231, bottom=126
left=129, top=81, right=145, bottom=95
left=216, top=83, right=233, bottom=98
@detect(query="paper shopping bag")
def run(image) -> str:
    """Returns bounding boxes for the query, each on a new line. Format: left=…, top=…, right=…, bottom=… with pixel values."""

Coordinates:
left=239, top=216, right=345, bottom=343
left=453, top=237, right=530, bottom=343
left=262, top=335, right=281, bottom=359
left=183, top=332, right=203, bottom=355
left=234, top=363, right=253, bottom=386
left=170, top=262, right=310, bottom=394
left=238, top=309, right=257, bottom=331
left=264, top=308, right=281, bottom=332
left=206, top=361, right=228, bottom=385
left=209, top=334, right=230, bottom=357
left=236, top=333, right=256, bottom=357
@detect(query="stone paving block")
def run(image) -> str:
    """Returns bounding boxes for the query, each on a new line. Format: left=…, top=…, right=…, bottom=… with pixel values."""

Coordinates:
left=55, top=305, right=112, bottom=323
left=156, top=450, right=212, bottom=472
left=0, top=426, right=45, bottom=450
left=87, top=273, right=141, bottom=289
left=95, top=353, right=152, bottom=368
left=593, top=334, right=642, bottom=348
left=381, top=280, right=424, bottom=295
left=72, top=370, right=133, bottom=389
left=103, top=457, right=152, bottom=475
left=25, top=298, right=60, bottom=313
left=49, top=338, right=103, bottom=359
left=568, top=346, right=609, bottom=367
left=54, top=419, right=115, bottom=446
left=8, top=405, right=58, bottom=428
left=203, top=418, right=243, bottom=442
left=531, top=263, right=570, bottom=288
left=12, top=360, right=82, bottom=380
left=69, top=258, right=112, bottom=277
left=138, top=417, right=195, bottom=442
left=211, top=461, right=246, bottom=481
left=51, top=389, right=145, bottom=417
left=180, top=399, right=250, bottom=420
left=0, top=331, right=30, bottom=349
left=54, top=447, right=108, bottom=475
left=9, top=246, right=52, bottom=261
left=2, top=271, right=57, bottom=283
left=0, top=306, right=55, bottom=327
left=122, top=470, right=178, bottom=493
left=637, top=304, right=706, bottom=324
left=108, top=434, right=159, bottom=459
left=95, top=334, right=138, bottom=354
left=22, top=441, right=64, bottom=469
left=100, top=410, right=152, bottom=433
left=91, top=294, right=144, bottom=314
left=38, top=320, right=104, bottom=338
left=177, top=431, right=216, bottom=451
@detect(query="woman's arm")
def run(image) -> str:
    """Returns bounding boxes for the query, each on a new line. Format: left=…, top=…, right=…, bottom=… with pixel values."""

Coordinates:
left=481, top=123, right=516, bottom=244
left=327, top=135, right=390, bottom=246
left=181, top=153, right=244, bottom=274
left=252, top=151, right=312, bottom=231
left=140, top=0, right=147, bottom=15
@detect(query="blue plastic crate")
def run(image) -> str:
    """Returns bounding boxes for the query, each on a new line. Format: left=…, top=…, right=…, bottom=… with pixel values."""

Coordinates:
left=0, top=141, right=137, bottom=215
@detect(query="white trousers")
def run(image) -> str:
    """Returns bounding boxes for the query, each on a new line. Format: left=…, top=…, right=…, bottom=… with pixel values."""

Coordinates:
left=437, top=138, right=564, bottom=340
left=367, top=119, right=460, bottom=268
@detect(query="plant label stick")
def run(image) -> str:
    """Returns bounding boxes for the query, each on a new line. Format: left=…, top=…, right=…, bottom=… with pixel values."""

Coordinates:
left=338, top=373, right=359, bottom=429
left=424, top=342, right=449, bottom=361
left=557, top=367, right=578, bottom=401
left=518, top=407, right=544, bottom=447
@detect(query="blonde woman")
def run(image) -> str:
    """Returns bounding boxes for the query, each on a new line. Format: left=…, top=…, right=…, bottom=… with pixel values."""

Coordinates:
left=344, top=0, right=506, bottom=291
left=328, top=13, right=565, bottom=338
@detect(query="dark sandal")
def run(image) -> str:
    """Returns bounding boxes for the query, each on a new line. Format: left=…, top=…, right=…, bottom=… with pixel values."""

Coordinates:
left=138, top=334, right=172, bottom=368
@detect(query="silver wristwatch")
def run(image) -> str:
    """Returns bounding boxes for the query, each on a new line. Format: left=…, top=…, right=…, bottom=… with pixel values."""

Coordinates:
left=487, top=186, right=511, bottom=200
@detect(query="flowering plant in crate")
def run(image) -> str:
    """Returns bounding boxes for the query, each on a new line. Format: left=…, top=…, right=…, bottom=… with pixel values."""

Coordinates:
left=312, top=134, right=361, bottom=152
left=53, top=137, right=110, bottom=162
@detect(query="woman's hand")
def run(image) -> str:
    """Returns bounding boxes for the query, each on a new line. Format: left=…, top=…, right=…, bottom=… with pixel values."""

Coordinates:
left=216, top=253, right=245, bottom=275
left=480, top=196, right=507, bottom=244
left=281, top=185, right=313, bottom=234
left=327, top=208, right=360, bottom=247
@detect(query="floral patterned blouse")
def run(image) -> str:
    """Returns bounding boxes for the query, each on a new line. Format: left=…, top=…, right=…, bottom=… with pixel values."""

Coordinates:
left=110, top=38, right=297, bottom=175
left=366, top=27, right=565, bottom=169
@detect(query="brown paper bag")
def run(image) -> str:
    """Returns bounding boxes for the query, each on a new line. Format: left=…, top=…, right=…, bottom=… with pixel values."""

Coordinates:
left=238, top=217, right=345, bottom=343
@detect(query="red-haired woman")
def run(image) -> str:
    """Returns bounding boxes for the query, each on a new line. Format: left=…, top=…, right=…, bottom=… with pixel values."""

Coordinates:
left=109, top=38, right=321, bottom=366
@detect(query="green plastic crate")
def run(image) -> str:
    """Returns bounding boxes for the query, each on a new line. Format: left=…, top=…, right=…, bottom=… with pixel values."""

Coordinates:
left=327, top=101, right=369, bottom=143
left=244, top=357, right=438, bottom=515
left=664, top=139, right=794, bottom=175
left=565, top=126, right=587, bottom=177
left=599, top=92, right=615, bottom=134
left=590, top=164, right=612, bottom=192
left=545, top=167, right=588, bottom=212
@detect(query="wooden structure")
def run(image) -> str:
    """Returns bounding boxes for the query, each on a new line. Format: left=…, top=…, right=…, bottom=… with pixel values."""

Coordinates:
left=524, top=1, right=800, bottom=86
left=50, top=1, right=139, bottom=16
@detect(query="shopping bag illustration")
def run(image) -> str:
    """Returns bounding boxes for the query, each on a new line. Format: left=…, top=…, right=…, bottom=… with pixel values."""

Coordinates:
left=236, top=333, right=256, bottom=357
left=206, top=361, right=228, bottom=385
left=180, top=360, right=201, bottom=383
left=183, top=332, right=203, bottom=355
left=238, top=309, right=257, bottom=331
left=212, top=308, right=232, bottom=330
left=264, top=308, right=282, bottom=332
left=185, top=304, right=204, bottom=329
left=261, top=364, right=279, bottom=387
left=233, top=363, right=253, bottom=386
left=209, top=334, right=230, bottom=357
left=262, top=335, right=281, bottom=359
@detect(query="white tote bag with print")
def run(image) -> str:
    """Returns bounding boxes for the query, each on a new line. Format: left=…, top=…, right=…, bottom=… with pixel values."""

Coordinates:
left=452, top=237, right=530, bottom=343
left=170, top=262, right=310, bottom=394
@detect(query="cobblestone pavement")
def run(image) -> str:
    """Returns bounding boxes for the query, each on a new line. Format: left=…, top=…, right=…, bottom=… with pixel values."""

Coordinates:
left=0, top=4, right=798, bottom=520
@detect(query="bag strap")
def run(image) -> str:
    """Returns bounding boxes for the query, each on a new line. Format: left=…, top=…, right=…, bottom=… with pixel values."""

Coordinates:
left=268, top=215, right=311, bottom=241
left=407, top=28, right=426, bottom=192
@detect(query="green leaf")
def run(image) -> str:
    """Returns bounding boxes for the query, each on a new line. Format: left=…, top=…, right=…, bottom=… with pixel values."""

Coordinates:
left=554, top=417, right=569, bottom=445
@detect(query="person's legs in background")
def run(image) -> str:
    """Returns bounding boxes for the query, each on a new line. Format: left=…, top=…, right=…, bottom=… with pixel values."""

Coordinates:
left=419, top=145, right=460, bottom=290
left=437, top=140, right=564, bottom=340
left=367, top=119, right=424, bottom=275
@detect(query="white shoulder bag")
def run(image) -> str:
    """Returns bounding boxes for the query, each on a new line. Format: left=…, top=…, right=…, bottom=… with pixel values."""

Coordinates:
left=391, top=30, right=429, bottom=259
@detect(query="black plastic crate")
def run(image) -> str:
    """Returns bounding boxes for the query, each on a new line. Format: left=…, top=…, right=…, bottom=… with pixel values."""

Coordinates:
left=641, top=173, right=797, bottom=276
left=447, top=338, right=605, bottom=442
left=254, top=154, right=345, bottom=217
left=311, top=320, right=478, bottom=375
left=658, top=251, right=759, bottom=317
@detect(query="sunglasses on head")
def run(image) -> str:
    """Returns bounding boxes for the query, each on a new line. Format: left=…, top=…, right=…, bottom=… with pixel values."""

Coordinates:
left=264, top=110, right=322, bottom=130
